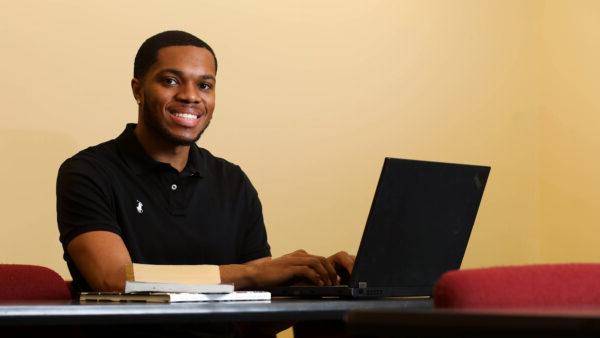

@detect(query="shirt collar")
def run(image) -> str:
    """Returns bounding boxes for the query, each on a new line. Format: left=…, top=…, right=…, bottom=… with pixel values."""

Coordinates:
left=185, top=141, right=207, bottom=177
left=116, top=123, right=208, bottom=177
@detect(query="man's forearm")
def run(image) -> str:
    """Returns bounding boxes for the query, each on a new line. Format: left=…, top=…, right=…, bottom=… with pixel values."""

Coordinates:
left=220, top=264, right=258, bottom=290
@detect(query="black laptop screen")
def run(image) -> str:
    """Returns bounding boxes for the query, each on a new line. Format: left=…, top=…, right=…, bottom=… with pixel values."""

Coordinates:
left=350, top=158, right=490, bottom=289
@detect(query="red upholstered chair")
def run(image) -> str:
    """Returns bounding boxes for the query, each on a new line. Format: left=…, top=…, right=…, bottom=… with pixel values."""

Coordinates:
left=0, top=264, right=72, bottom=301
left=434, top=264, right=600, bottom=309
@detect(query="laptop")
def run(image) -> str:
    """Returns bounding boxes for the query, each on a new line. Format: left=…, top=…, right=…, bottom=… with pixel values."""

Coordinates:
left=266, top=157, right=490, bottom=298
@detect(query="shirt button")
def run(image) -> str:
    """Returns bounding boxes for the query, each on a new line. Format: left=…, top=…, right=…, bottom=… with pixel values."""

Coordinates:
left=171, top=184, right=177, bottom=191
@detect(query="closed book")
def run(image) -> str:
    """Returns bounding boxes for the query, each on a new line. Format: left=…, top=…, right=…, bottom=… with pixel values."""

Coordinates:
left=80, top=291, right=271, bottom=303
left=125, top=263, right=221, bottom=285
left=125, top=281, right=234, bottom=294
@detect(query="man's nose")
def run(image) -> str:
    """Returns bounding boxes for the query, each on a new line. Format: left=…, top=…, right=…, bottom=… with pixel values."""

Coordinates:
left=176, top=83, right=200, bottom=103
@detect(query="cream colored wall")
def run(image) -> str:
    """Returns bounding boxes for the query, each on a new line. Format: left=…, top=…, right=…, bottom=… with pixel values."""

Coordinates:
left=538, top=1, right=600, bottom=262
left=0, top=0, right=597, bottom=281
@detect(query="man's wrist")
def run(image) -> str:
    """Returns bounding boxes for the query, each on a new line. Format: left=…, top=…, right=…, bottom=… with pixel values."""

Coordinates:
left=220, top=264, right=258, bottom=290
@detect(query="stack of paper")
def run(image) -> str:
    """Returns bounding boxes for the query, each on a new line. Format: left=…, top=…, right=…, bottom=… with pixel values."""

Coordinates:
left=80, top=291, right=271, bottom=303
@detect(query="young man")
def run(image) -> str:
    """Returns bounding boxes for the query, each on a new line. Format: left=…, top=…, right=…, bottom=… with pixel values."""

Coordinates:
left=57, top=30, right=354, bottom=292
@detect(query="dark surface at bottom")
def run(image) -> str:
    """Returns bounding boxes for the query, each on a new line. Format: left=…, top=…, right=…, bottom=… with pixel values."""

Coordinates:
left=346, top=309, right=600, bottom=338
left=1, top=322, right=285, bottom=338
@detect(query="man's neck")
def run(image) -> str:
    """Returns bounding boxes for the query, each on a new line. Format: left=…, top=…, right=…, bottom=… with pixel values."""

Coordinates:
left=133, top=125, right=190, bottom=172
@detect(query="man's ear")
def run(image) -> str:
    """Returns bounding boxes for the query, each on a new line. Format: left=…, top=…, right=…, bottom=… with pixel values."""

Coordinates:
left=131, top=78, right=142, bottom=104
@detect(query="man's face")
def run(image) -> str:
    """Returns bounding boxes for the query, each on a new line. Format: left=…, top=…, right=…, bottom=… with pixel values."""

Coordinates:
left=133, top=45, right=216, bottom=145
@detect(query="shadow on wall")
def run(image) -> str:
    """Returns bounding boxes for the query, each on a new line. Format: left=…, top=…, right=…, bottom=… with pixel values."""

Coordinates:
left=0, top=129, right=78, bottom=278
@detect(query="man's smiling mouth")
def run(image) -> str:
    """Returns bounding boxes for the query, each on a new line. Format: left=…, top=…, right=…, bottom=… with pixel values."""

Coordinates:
left=172, top=112, right=199, bottom=120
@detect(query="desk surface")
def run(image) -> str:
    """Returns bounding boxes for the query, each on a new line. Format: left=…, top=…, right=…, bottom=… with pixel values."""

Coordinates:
left=345, top=308, right=600, bottom=338
left=0, top=297, right=432, bottom=326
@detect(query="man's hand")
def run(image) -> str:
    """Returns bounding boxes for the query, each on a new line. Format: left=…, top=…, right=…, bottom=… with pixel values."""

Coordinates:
left=327, top=251, right=356, bottom=284
left=220, top=249, right=356, bottom=290
left=253, top=250, right=340, bottom=287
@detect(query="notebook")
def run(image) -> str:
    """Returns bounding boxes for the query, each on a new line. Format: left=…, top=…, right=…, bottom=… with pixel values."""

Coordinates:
left=266, top=157, right=490, bottom=298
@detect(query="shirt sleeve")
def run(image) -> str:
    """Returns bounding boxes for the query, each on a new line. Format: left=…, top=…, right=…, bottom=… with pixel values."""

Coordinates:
left=56, top=156, right=122, bottom=250
left=238, top=170, right=271, bottom=262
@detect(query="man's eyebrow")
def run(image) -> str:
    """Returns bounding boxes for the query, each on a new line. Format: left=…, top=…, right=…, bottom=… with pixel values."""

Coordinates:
left=159, top=68, right=216, bottom=81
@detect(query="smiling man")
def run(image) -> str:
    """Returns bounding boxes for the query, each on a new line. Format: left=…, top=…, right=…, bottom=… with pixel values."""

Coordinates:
left=56, top=31, right=354, bottom=295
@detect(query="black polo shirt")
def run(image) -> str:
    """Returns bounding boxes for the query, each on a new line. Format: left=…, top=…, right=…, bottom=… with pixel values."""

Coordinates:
left=57, top=124, right=271, bottom=291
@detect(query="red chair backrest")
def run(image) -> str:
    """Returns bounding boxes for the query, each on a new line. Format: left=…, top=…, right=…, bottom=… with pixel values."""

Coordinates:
left=434, top=264, right=600, bottom=309
left=0, top=264, right=72, bottom=301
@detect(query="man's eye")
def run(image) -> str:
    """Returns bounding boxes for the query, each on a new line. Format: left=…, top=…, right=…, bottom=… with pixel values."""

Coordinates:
left=198, top=83, right=212, bottom=90
left=162, top=78, right=178, bottom=86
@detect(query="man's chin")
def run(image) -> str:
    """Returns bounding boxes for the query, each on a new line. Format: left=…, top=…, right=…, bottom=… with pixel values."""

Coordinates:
left=166, top=122, right=210, bottom=146
left=164, top=132, right=203, bottom=146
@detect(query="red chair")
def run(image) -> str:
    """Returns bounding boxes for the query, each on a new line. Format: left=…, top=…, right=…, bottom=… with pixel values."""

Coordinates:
left=0, top=264, right=72, bottom=301
left=434, top=264, right=600, bottom=309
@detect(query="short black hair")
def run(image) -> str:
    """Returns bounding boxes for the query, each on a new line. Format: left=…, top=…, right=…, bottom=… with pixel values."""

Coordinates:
left=133, top=30, right=218, bottom=79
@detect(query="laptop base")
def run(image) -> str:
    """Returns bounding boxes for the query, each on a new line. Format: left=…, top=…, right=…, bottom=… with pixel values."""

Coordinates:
left=266, top=285, right=434, bottom=299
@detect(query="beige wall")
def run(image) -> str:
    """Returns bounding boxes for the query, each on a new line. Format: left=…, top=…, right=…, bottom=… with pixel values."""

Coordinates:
left=538, top=1, right=600, bottom=262
left=0, top=0, right=598, bottom=280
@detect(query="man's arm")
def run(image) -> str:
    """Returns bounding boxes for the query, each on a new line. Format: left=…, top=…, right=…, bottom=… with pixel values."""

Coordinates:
left=221, top=250, right=345, bottom=289
left=68, top=231, right=355, bottom=291
left=67, top=231, right=132, bottom=291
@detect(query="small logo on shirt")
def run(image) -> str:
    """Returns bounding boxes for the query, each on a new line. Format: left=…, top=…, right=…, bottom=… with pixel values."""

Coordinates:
left=136, top=200, right=144, bottom=214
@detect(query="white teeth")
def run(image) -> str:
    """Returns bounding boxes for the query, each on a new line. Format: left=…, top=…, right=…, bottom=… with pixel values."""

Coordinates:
left=174, top=113, right=198, bottom=120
